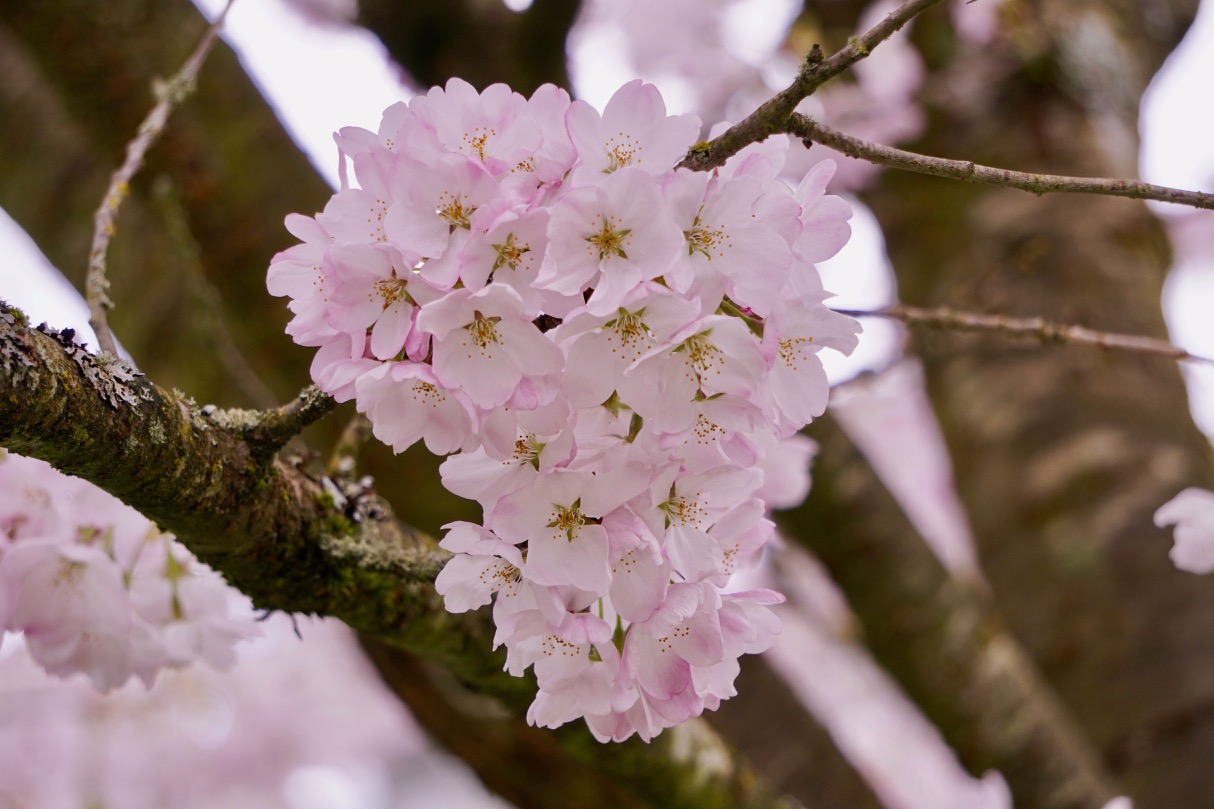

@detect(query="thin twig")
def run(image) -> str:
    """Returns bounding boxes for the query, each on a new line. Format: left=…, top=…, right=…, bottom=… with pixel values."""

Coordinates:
left=838, top=304, right=1214, bottom=366
left=85, top=1, right=235, bottom=356
left=679, top=0, right=945, bottom=171
left=789, top=115, right=1214, bottom=211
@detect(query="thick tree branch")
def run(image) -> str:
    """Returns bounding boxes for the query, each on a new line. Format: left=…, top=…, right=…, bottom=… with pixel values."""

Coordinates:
left=679, top=0, right=944, bottom=171
left=785, top=414, right=1120, bottom=809
left=854, top=2, right=1214, bottom=799
left=839, top=304, right=1214, bottom=366
left=788, top=116, right=1214, bottom=211
left=0, top=301, right=794, bottom=809
left=0, top=300, right=515, bottom=700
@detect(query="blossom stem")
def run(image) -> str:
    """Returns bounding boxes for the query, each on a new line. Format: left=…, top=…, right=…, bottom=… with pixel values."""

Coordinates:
left=718, top=298, right=765, bottom=337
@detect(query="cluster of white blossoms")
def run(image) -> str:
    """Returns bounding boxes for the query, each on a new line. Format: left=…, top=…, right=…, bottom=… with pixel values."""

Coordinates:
left=0, top=452, right=259, bottom=690
left=268, top=77, right=861, bottom=741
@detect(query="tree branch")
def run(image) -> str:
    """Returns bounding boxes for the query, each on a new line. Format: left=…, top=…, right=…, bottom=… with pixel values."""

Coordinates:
left=0, top=300, right=513, bottom=699
left=0, top=300, right=795, bottom=809
left=201, top=383, right=338, bottom=462
left=679, top=0, right=945, bottom=171
left=789, top=115, right=1214, bottom=211
left=839, top=304, right=1214, bottom=366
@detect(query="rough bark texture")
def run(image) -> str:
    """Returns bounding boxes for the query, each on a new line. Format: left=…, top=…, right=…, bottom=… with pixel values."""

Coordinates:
left=0, top=301, right=799, bottom=809
left=851, top=2, right=1214, bottom=805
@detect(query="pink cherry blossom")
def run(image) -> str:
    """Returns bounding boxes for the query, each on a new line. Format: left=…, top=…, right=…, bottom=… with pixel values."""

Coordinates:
left=761, top=291, right=862, bottom=433
left=3, top=541, right=133, bottom=690
left=383, top=154, right=502, bottom=272
left=324, top=242, right=432, bottom=361
left=490, top=470, right=612, bottom=594
left=554, top=282, right=700, bottom=409
left=355, top=361, right=478, bottom=455
left=538, top=166, right=684, bottom=315
left=620, top=314, right=766, bottom=434
left=268, top=77, right=861, bottom=741
left=566, top=79, right=701, bottom=178
left=794, top=160, right=855, bottom=263
left=0, top=454, right=260, bottom=692
left=407, top=78, right=542, bottom=175
left=1155, top=488, right=1214, bottom=574
left=663, top=169, right=797, bottom=316
left=416, top=283, right=565, bottom=409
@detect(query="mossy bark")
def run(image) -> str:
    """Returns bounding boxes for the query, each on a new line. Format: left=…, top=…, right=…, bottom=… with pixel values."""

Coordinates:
left=0, top=302, right=805, bottom=809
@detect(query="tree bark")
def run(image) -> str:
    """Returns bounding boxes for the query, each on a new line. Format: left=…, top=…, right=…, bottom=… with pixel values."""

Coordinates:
left=357, top=0, right=582, bottom=93
left=0, top=300, right=801, bottom=809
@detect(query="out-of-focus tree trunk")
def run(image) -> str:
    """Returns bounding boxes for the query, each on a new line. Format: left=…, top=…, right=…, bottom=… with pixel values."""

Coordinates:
left=357, top=0, right=581, bottom=93
left=852, top=2, right=1214, bottom=804
left=709, top=655, right=884, bottom=809
left=790, top=415, right=1118, bottom=809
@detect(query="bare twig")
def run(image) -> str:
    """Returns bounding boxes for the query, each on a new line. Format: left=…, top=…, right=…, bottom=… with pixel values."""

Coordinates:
left=839, top=304, right=1214, bottom=366
left=789, top=115, right=1214, bottom=211
left=679, top=0, right=945, bottom=171
left=85, top=1, right=235, bottom=356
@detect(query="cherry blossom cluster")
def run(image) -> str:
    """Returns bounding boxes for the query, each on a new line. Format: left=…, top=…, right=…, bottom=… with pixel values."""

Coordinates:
left=268, top=77, right=860, bottom=741
left=0, top=451, right=258, bottom=691
left=0, top=614, right=416, bottom=809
